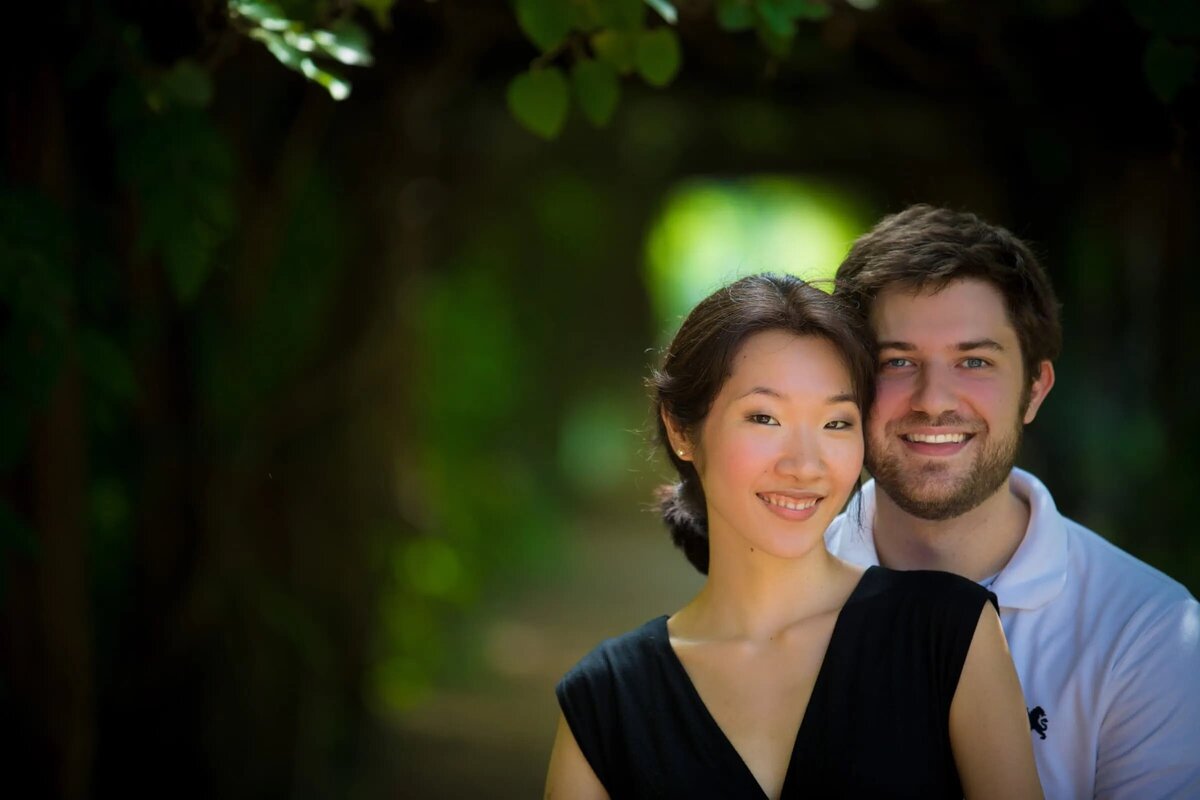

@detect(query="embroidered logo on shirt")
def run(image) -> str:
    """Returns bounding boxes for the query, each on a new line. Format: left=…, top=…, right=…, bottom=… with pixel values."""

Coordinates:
left=1028, top=706, right=1048, bottom=740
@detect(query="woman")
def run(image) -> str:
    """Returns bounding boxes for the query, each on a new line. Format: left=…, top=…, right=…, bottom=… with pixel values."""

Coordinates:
left=544, top=274, right=1042, bottom=799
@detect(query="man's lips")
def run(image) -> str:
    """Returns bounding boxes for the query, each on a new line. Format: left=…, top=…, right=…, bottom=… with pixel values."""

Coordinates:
left=898, top=430, right=975, bottom=456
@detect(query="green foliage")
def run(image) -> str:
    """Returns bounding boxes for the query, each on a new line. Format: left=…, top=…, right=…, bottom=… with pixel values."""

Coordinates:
left=572, top=58, right=621, bottom=125
left=506, top=0, right=690, bottom=138
left=636, top=27, right=682, bottom=87
left=516, top=0, right=573, bottom=51
left=156, top=59, right=215, bottom=109
left=507, top=68, right=570, bottom=139
left=592, top=29, right=639, bottom=74
left=1144, top=37, right=1198, bottom=102
left=229, top=0, right=383, bottom=100
left=645, top=0, right=678, bottom=24
left=503, top=0, right=851, bottom=137
left=112, top=82, right=236, bottom=303
left=599, top=0, right=646, bottom=30
left=199, top=168, right=343, bottom=435
left=716, top=0, right=757, bottom=32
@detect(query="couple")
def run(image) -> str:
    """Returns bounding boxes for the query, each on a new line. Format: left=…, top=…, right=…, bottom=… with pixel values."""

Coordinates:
left=545, top=206, right=1200, bottom=799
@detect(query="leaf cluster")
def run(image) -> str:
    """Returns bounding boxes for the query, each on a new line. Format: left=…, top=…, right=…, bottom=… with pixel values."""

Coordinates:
left=228, top=0, right=381, bottom=100
left=507, top=0, right=687, bottom=138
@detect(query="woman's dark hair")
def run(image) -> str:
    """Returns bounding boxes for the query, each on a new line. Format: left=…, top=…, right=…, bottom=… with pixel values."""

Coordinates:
left=650, top=273, right=875, bottom=575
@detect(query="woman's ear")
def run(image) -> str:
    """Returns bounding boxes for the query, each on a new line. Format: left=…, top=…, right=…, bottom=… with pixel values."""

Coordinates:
left=661, top=408, right=693, bottom=461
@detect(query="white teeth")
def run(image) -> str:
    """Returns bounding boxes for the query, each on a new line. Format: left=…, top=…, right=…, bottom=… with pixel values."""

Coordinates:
left=761, top=494, right=818, bottom=511
left=905, top=432, right=967, bottom=444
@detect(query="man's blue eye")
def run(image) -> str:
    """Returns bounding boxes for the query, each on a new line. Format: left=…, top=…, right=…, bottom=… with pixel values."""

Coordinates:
left=884, top=358, right=911, bottom=368
left=963, top=357, right=987, bottom=368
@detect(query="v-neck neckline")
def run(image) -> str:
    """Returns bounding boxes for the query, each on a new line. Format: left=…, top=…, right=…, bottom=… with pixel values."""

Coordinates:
left=655, top=565, right=878, bottom=799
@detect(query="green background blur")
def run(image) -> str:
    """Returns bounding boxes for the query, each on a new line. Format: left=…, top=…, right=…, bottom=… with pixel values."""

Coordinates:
left=4, top=1, right=1199, bottom=797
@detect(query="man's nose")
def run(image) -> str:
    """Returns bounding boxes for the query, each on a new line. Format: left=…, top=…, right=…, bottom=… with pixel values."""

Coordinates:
left=910, top=364, right=958, bottom=417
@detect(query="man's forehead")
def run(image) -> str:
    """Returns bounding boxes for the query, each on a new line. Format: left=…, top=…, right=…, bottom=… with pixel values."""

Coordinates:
left=869, top=278, right=1017, bottom=343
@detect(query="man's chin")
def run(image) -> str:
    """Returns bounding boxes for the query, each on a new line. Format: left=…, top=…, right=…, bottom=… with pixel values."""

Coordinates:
left=888, top=489, right=979, bottom=521
left=869, top=460, right=1014, bottom=521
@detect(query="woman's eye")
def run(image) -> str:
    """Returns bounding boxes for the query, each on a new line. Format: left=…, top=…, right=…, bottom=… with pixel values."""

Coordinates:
left=825, top=420, right=854, bottom=430
left=747, top=414, right=778, bottom=426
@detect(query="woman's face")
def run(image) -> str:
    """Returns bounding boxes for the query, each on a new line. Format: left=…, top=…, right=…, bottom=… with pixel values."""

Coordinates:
left=680, top=330, right=864, bottom=563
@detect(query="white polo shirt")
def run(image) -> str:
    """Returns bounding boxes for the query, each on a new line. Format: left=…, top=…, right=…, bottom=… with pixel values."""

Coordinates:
left=825, top=468, right=1200, bottom=800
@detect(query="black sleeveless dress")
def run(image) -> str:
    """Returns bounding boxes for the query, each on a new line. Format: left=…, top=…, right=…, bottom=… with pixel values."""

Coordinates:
left=555, top=566, right=998, bottom=799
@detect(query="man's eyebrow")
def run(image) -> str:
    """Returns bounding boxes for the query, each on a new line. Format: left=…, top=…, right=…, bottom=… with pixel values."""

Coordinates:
left=957, top=338, right=1004, bottom=352
left=876, top=339, right=1005, bottom=352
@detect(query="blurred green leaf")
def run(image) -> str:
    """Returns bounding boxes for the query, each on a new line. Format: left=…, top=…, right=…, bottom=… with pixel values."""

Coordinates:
left=1144, top=37, right=1197, bottom=102
left=506, top=68, right=570, bottom=138
left=791, top=0, right=832, bottom=21
left=644, top=0, right=678, bottom=24
left=756, top=0, right=797, bottom=37
left=716, top=0, right=756, bottom=31
left=571, top=58, right=620, bottom=125
left=357, top=0, right=396, bottom=29
left=231, top=0, right=292, bottom=31
left=114, top=97, right=236, bottom=304
left=159, top=59, right=213, bottom=109
left=252, top=28, right=305, bottom=70
left=313, top=19, right=374, bottom=66
left=79, top=329, right=137, bottom=405
left=597, top=0, right=644, bottom=29
left=757, top=17, right=794, bottom=57
left=592, top=29, right=639, bottom=74
left=515, top=0, right=573, bottom=51
left=636, top=28, right=682, bottom=87
left=300, top=57, right=351, bottom=100
left=403, top=538, right=467, bottom=600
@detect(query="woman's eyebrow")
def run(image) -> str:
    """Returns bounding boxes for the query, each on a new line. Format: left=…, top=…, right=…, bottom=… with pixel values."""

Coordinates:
left=736, top=386, right=784, bottom=400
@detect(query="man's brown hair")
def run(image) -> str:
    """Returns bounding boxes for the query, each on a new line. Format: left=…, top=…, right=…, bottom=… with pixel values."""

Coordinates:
left=834, top=204, right=1062, bottom=389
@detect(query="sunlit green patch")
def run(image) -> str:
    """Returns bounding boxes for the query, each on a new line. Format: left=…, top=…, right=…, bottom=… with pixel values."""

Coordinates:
left=644, top=177, right=871, bottom=330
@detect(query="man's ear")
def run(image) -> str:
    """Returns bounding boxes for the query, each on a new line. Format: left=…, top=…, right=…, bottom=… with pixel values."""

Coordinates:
left=660, top=408, right=693, bottom=461
left=1023, top=360, right=1055, bottom=424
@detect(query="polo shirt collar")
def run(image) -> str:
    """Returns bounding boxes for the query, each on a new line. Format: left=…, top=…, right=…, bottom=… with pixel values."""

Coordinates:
left=990, top=468, right=1068, bottom=610
left=828, top=468, right=1068, bottom=610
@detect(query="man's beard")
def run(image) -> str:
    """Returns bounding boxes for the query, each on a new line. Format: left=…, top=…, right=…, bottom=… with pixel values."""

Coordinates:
left=866, top=412, right=1022, bottom=521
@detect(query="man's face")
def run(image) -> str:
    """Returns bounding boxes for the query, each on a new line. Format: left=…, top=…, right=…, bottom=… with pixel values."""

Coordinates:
left=866, top=279, right=1053, bottom=520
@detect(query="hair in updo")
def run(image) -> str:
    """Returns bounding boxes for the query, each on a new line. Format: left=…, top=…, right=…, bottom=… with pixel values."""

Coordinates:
left=650, top=273, right=875, bottom=575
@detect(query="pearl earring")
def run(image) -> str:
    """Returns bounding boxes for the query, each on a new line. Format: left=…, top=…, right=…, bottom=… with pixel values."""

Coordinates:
left=677, top=449, right=685, bottom=457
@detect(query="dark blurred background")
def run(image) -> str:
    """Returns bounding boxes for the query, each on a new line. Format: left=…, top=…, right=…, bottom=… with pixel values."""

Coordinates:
left=3, top=0, right=1198, bottom=797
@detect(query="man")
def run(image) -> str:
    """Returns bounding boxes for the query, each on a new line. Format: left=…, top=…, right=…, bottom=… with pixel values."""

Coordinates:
left=825, top=204, right=1200, bottom=799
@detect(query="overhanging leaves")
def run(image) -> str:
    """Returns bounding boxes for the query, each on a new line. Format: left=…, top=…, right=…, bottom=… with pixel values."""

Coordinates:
left=507, top=68, right=570, bottom=139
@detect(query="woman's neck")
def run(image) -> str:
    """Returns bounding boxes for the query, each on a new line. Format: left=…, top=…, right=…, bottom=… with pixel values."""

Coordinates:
left=674, top=539, right=856, bottom=642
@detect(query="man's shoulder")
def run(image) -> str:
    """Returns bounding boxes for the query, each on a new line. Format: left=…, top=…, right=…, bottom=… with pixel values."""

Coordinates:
left=1061, top=513, right=1195, bottom=609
